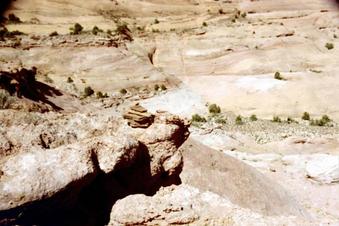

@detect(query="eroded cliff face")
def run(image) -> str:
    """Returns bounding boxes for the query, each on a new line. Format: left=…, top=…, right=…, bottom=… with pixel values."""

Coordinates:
left=0, top=106, right=190, bottom=225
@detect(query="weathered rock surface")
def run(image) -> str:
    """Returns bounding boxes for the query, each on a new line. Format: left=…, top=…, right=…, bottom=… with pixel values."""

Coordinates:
left=306, top=154, right=339, bottom=184
left=179, top=138, right=308, bottom=218
left=108, top=184, right=313, bottom=226
left=0, top=109, right=189, bottom=225
left=123, top=103, right=155, bottom=128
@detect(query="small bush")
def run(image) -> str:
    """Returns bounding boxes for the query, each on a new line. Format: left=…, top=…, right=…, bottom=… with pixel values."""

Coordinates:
left=119, top=88, right=127, bottom=95
left=208, top=104, right=221, bottom=114
left=70, top=23, right=83, bottom=35
left=325, top=43, right=334, bottom=50
left=215, top=117, right=226, bottom=124
left=287, top=117, right=297, bottom=124
left=272, top=116, right=282, bottom=123
left=274, top=72, right=285, bottom=80
left=92, top=26, right=103, bottom=35
left=67, top=77, right=73, bottom=83
left=107, top=29, right=113, bottom=35
left=160, top=84, right=167, bottom=91
left=202, top=22, right=207, bottom=27
left=191, top=114, right=207, bottom=123
left=154, top=84, right=160, bottom=91
left=250, top=114, right=257, bottom=121
left=49, top=31, right=58, bottom=37
left=83, top=86, right=94, bottom=97
left=8, top=13, right=21, bottom=23
left=241, top=12, right=247, bottom=18
left=96, top=91, right=108, bottom=98
left=154, top=19, right=160, bottom=24
left=302, top=112, right=310, bottom=120
left=235, top=115, right=243, bottom=125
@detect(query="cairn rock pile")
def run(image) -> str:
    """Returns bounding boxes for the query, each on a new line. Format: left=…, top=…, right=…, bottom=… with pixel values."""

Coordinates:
left=123, top=103, right=155, bottom=128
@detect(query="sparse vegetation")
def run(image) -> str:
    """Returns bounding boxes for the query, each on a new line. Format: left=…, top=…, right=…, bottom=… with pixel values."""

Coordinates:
left=7, top=13, right=21, bottom=23
left=67, top=77, right=73, bottom=83
left=96, top=91, right=108, bottom=99
left=120, top=88, right=127, bottom=95
left=235, top=115, right=243, bottom=125
left=325, top=43, right=334, bottom=50
left=191, top=114, right=207, bottom=123
left=274, top=72, right=285, bottom=80
left=83, top=86, right=94, bottom=97
left=49, top=31, right=58, bottom=37
left=208, top=104, right=221, bottom=114
left=250, top=114, right=258, bottom=121
left=70, top=23, right=83, bottom=35
left=310, top=115, right=331, bottom=127
left=302, top=112, right=310, bottom=121
left=92, top=26, right=103, bottom=35
left=202, top=22, right=207, bottom=27
left=215, top=117, right=226, bottom=124
left=154, top=19, right=160, bottom=24
left=160, top=84, right=167, bottom=91
left=287, top=117, right=297, bottom=124
left=241, top=12, right=247, bottom=18
left=154, top=84, right=160, bottom=91
left=272, top=116, right=282, bottom=123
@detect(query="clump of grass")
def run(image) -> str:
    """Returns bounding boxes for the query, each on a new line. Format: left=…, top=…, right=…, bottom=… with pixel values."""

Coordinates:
left=208, top=104, right=221, bottom=114
left=49, top=31, right=58, bottom=37
left=325, top=43, right=334, bottom=50
left=302, top=112, right=310, bottom=120
left=191, top=114, right=207, bottom=123
left=119, top=88, right=127, bottom=95
left=274, top=72, right=286, bottom=80
left=272, top=116, right=282, bottom=123
left=235, top=115, right=243, bottom=125
left=70, top=23, right=83, bottom=35
left=250, top=114, right=258, bottom=121
left=83, top=86, right=94, bottom=97
left=92, top=26, right=103, bottom=35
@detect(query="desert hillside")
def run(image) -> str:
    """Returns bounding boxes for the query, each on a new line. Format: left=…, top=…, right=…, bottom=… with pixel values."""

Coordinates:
left=0, top=0, right=338, bottom=225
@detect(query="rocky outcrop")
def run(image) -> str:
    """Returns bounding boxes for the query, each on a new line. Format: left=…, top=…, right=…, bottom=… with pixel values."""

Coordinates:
left=0, top=110, right=189, bottom=225
left=123, top=103, right=154, bottom=128
left=305, top=154, right=339, bottom=184
left=109, top=185, right=312, bottom=226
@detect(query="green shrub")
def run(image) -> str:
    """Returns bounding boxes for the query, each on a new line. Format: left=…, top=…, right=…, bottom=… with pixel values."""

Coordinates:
left=154, top=84, right=160, bottom=91
left=202, top=22, right=207, bottom=27
left=215, top=117, right=226, bottom=124
left=70, top=23, right=83, bottom=35
left=274, top=72, right=285, bottom=80
left=96, top=91, right=108, bottom=98
left=160, top=84, right=167, bottom=91
left=8, top=13, right=21, bottom=23
left=92, top=26, right=103, bottom=35
left=119, top=88, right=127, bottom=95
left=250, top=114, right=257, bottom=121
left=287, top=117, right=297, bottom=124
left=241, top=12, right=247, bottom=18
left=208, top=104, right=221, bottom=114
left=302, top=112, right=310, bottom=120
left=235, top=115, right=243, bottom=125
left=83, top=86, right=94, bottom=97
left=325, top=43, right=334, bottom=50
left=154, top=19, right=160, bottom=24
left=272, top=116, right=282, bottom=123
left=321, top=115, right=331, bottom=124
left=49, top=31, right=58, bottom=37
left=67, top=77, right=73, bottom=83
left=191, top=114, right=207, bottom=123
